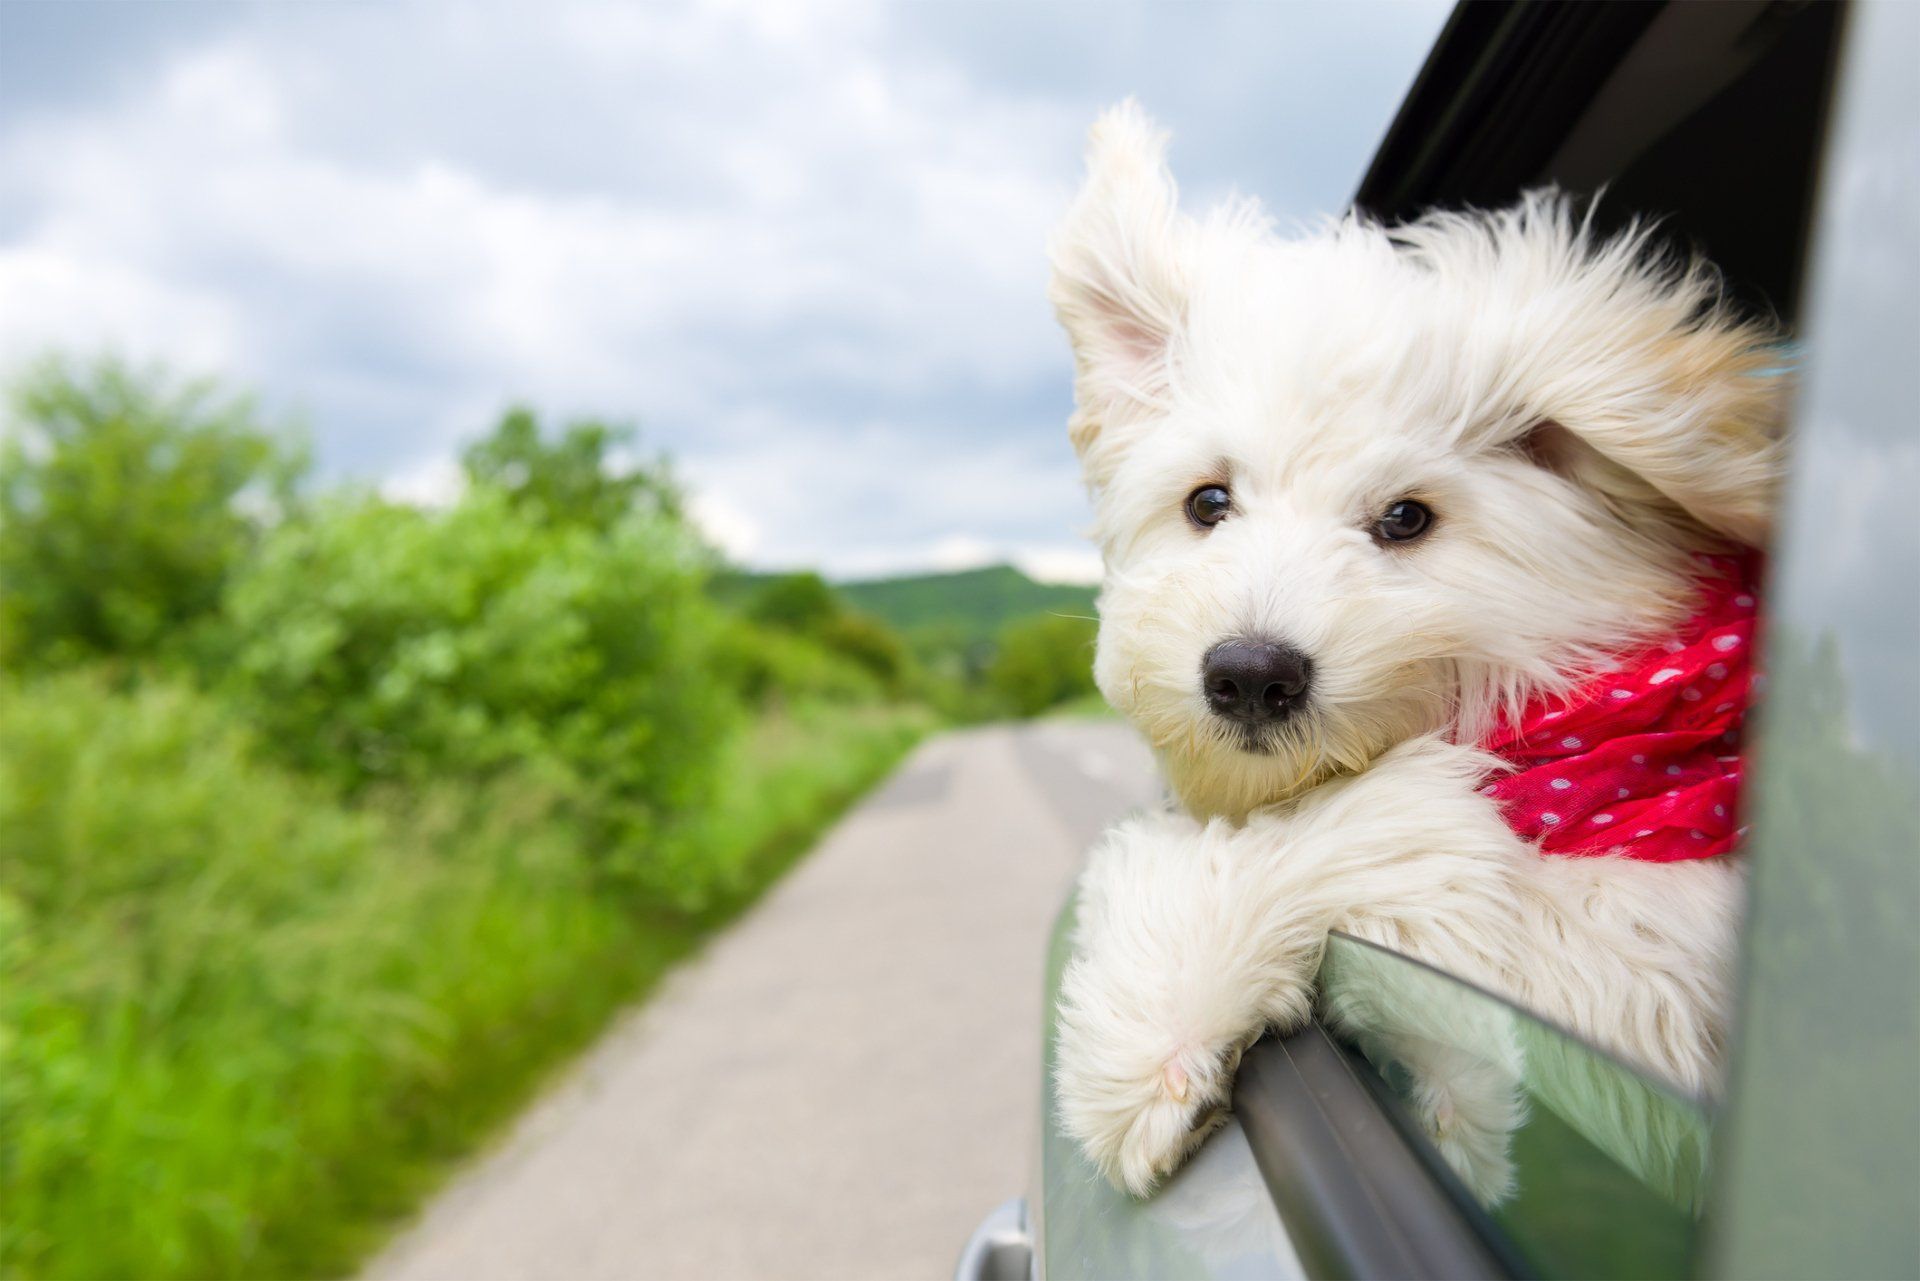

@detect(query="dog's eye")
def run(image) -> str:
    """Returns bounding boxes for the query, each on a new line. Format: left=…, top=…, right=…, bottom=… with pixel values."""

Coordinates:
left=1186, top=485, right=1232, bottom=529
left=1373, top=499, right=1433, bottom=543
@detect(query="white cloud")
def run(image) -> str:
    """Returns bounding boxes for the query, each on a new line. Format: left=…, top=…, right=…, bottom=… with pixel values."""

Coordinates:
left=380, top=454, right=467, bottom=510
left=687, top=490, right=763, bottom=562
left=931, top=535, right=998, bottom=572
left=1015, top=546, right=1104, bottom=586
left=0, top=242, right=240, bottom=376
left=0, top=0, right=1447, bottom=576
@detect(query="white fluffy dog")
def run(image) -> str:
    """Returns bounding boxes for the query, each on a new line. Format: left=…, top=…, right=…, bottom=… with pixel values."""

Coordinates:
left=1047, top=104, right=1785, bottom=1198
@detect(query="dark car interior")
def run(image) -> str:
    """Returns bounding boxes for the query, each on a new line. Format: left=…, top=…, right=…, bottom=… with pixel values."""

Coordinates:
left=1356, top=0, right=1842, bottom=325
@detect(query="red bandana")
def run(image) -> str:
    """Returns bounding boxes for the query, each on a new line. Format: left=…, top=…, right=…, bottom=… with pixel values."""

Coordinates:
left=1477, top=554, right=1760, bottom=863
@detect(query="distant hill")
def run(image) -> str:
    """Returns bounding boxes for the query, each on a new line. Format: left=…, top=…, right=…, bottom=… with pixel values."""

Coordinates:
left=837, top=564, right=1098, bottom=647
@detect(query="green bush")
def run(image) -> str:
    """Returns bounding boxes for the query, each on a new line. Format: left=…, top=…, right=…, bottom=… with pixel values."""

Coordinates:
left=743, top=571, right=840, bottom=632
left=729, top=572, right=914, bottom=701
left=0, top=362, right=951, bottom=1279
left=647, top=699, right=936, bottom=913
left=984, top=613, right=1099, bottom=716
left=710, top=613, right=885, bottom=709
left=818, top=611, right=911, bottom=690
left=0, top=672, right=625, bottom=1278
left=215, top=488, right=736, bottom=869
left=461, top=407, right=680, bottom=531
left=0, top=671, right=930, bottom=1280
left=0, top=358, right=304, bottom=671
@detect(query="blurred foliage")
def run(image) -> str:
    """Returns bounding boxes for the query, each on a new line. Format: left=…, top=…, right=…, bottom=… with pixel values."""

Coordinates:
left=818, top=611, right=911, bottom=690
left=744, top=570, right=841, bottom=632
left=837, top=563, right=1098, bottom=649
left=711, top=612, right=887, bottom=710
left=985, top=613, right=1100, bottom=717
left=0, top=356, right=305, bottom=670
left=739, top=572, right=913, bottom=697
left=722, top=568, right=1105, bottom=720
left=461, top=406, right=679, bottom=531
left=650, top=700, right=937, bottom=916
left=0, top=358, right=1102, bottom=1279
left=0, top=670, right=927, bottom=1279
left=215, top=489, right=734, bottom=871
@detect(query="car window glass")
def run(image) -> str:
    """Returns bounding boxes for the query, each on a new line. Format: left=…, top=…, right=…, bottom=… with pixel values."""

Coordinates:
left=1320, top=932, right=1710, bottom=1280
left=1038, top=899, right=1306, bottom=1281
left=1703, top=3, right=1920, bottom=1275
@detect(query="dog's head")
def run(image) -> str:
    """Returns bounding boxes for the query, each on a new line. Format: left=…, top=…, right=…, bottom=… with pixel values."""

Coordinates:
left=1050, top=104, right=1787, bottom=817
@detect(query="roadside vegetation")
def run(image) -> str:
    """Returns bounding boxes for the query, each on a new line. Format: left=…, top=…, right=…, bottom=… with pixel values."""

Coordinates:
left=0, top=357, right=1098, bottom=1280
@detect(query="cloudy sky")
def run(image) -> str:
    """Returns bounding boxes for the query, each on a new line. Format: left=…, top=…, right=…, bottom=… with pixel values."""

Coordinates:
left=0, top=0, right=1447, bottom=582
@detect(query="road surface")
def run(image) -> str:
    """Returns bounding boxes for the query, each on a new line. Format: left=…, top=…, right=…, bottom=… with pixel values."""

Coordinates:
left=367, top=719, right=1162, bottom=1281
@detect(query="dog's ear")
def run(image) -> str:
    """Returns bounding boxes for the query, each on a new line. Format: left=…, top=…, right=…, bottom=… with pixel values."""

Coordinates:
left=1529, top=309, right=1788, bottom=546
left=1439, top=197, right=1791, bottom=546
left=1049, top=102, right=1189, bottom=487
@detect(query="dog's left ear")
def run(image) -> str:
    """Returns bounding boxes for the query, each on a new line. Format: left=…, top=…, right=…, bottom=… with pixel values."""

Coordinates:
left=1529, top=313, right=1788, bottom=547
left=1049, top=102, right=1190, bottom=488
left=1464, top=200, right=1792, bottom=546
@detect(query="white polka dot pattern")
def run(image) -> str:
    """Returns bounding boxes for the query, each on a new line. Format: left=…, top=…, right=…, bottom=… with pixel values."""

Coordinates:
left=1474, top=552, right=1757, bottom=863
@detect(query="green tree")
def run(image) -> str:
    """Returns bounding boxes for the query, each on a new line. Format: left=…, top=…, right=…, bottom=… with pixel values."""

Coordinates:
left=818, top=612, right=910, bottom=690
left=218, top=487, right=734, bottom=864
left=0, top=358, right=305, bottom=670
left=745, top=572, right=841, bottom=633
left=738, top=573, right=914, bottom=695
left=461, top=407, right=679, bottom=532
left=985, top=613, right=1099, bottom=716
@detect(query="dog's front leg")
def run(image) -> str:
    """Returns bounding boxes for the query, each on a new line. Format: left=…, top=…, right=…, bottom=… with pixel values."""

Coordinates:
left=1053, top=809, right=1341, bottom=1195
left=1054, top=736, right=1529, bottom=1196
left=1055, top=734, right=1737, bottom=1197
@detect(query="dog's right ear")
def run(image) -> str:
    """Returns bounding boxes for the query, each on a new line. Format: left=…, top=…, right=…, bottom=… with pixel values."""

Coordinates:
left=1049, top=102, right=1189, bottom=487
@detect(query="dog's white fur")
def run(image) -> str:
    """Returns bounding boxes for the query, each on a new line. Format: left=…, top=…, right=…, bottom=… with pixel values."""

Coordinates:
left=1048, top=103, right=1785, bottom=1198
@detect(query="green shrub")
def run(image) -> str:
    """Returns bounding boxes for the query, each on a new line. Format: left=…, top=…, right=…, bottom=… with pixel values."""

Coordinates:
left=0, top=358, right=305, bottom=671
left=0, top=671, right=931, bottom=1280
left=817, top=611, right=911, bottom=690
left=214, top=488, right=736, bottom=869
left=461, top=407, right=680, bottom=531
left=984, top=613, right=1099, bottom=716
left=723, top=572, right=916, bottom=702
left=646, top=699, right=936, bottom=913
left=0, top=672, right=628, bottom=1278
left=743, top=571, right=841, bottom=632
left=0, top=361, right=945, bottom=1279
left=710, top=613, right=885, bottom=709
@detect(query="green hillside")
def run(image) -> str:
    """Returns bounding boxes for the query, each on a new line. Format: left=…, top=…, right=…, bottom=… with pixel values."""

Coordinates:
left=837, top=564, right=1098, bottom=646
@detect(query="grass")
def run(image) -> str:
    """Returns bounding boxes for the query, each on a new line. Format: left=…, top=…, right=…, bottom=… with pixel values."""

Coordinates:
left=1047, top=691, right=1120, bottom=720
left=682, top=701, right=940, bottom=922
left=0, top=674, right=933, bottom=1280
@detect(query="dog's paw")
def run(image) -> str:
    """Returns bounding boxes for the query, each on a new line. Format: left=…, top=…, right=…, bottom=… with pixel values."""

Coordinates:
left=1055, top=1032, right=1252, bottom=1197
left=1052, top=811, right=1314, bottom=1195
left=1400, top=1048, right=1524, bottom=1206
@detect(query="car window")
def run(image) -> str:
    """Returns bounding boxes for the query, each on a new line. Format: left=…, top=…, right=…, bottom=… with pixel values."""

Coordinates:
left=1319, top=932, right=1711, bottom=1280
left=1038, top=898, right=1307, bottom=1281
left=1701, top=3, right=1920, bottom=1276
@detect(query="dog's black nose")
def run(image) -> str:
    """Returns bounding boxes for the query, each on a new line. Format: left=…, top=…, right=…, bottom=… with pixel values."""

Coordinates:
left=1201, top=639, right=1312, bottom=723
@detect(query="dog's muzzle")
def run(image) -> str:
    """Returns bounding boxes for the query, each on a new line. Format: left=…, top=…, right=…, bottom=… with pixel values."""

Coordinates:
left=1201, top=638, right=1312, bottom=727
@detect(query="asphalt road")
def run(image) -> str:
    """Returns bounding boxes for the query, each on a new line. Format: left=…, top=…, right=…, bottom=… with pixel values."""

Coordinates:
left=366, top=719, right=1162, bottom=1281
